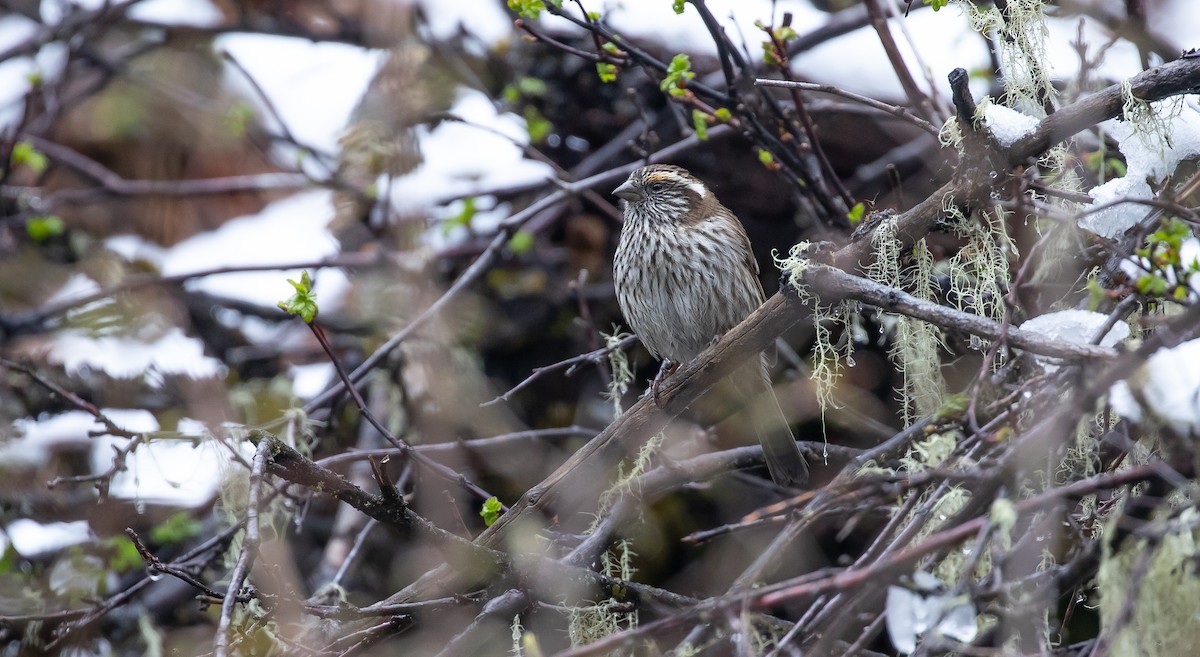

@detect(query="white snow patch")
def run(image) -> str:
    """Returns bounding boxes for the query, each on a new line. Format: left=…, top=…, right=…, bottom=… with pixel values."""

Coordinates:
left=0, top=16, right=67, bottom=131
left=104, top=234, right=168, bottom=268
left=216, top=34, right=387, bottom=158
left=3, top=409, right=159, bottom=467
left=290, top=362, right=335, bottom=400
left=127, top=0, right=222, bottom=26
left=1082, top=95, right=1200, bottom=238
left=100, top=427, right=254, bottom=505
left=981, top=101, right=1040, bottom=148
left=1082, top=175, right=1155, bottom=239
left=418, top=0, right=514, bottom=46
left=1019, top=309, right=1129, bottom=347
left=886, top=572, right=978, bottom=653
left=1, top=520, right=92, bottom=557
left=1019, top=310, right=1129, bottom=373
left=45, top=327, right=224, bottom=381
left=603, top=0, right=823, bottom=60
left=5, top=409, right=251, bottom=506
left=44, top=273, right=101, bottom=305
left=387, top=89, right=554, bottom=247
left=160, top=190, right=347, bottom=309
left=1111, top=338, right=1200, bottom=436
left=793, top=6, right=989, bottom=101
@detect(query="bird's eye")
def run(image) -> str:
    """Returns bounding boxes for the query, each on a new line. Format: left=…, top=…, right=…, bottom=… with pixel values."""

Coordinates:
left=648, top=182, right=666, bottom=193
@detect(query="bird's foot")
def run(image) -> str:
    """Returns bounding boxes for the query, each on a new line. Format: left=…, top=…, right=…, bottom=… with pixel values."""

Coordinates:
left=651, top=359, right=678, bottom=407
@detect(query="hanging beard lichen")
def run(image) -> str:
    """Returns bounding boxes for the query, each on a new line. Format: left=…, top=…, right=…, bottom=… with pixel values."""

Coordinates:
left=966, top=0, right=1056, bottom=117
left=867, top=217, right=948, bottom=424
left=774, top=243, right=852, bottom=423
left=564, top=539, right=639, bottom=651
left=1098, top=506, right=1200, bottom=657
left=944, top=202, right=1018, bottom=353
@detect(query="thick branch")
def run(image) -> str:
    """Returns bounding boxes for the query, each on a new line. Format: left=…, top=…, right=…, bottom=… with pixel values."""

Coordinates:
left=803, top=265, right=1118, bottom=361
left=1009, top=55, right=1200, bottom=164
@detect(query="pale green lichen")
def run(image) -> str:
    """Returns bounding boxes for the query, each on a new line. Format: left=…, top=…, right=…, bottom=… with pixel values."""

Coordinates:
left=1098, top=506, right=1200, bottom=657
left=602, top=328, right=635, bottom=416
left=895, top=243, right=948, bottom=423
left=889, top=430, right=981, bottom=581
left=945, top=203, right=1018, bottom=353
left=966, top=0, right=1055, bottom=117
left=939, top=114, right=964, bottom=154
left=924, top=487, right=975, bottom=583
left=509, top=615, right=525, bottom=656
left=773, top=241, right=815, bottom=293
left=774, top=242, right=851, bottom=429
left=865, top=216, right=948, bottom=423
left=989, top=497, right=1018, bottom=552
left=1120, top=78, right=1185, bottom=159
left=565, top=540, right=638, bottom=651
left=589, top=432, right=663, bottom=532
left=899, top=430, right=961, bottom=472
left=866, top=217, right=902, bottom=286
left=810, top=300, right=852, bottom=420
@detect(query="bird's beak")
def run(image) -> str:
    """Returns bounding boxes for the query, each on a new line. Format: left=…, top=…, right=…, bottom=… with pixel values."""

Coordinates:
left=613, top=180, right=642, bottom=201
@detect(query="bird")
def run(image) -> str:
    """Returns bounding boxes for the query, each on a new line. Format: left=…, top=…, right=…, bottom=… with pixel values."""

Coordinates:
left=611, top=164, right=809, bottom=487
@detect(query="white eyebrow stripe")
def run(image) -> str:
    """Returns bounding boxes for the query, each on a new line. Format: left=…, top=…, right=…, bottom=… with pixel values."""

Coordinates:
left=686, top=180, right=707, bottom=198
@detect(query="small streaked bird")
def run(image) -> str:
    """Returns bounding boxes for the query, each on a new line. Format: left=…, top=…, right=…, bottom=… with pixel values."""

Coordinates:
left=612, top=164, right=809, bottom=487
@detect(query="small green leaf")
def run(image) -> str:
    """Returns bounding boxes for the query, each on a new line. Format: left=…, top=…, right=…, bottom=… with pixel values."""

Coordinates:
left=587, top=10, right=601, bottom=20
left=757, top=148, right=775, bottom=166
left=444, top=197, right=478, bottom=236
left=672, top=0, right=686, bottom=14
left=150, top=512, right=203, bottom=545
left=517, top=76, right=547, bottom=96
left=927, top=0, right=949, bottom=10
left=25, top=71, right=43, bottom=86
left=26, top=215, right=64, bottom=241
left=934, top=393, right=969, bottom=419
left=0, top=544, right=17, bottom=574
left=1136, top=274, right=1167, bottom=296
left=507, top=0, right=545, bottom=19
left=11, top=141, right=48, bottom=175
left=660, top=54, right=695, bottom=97
left=713, top=107, right=732, bottom=123
left=278, top=270, right=318, bottom=323
left=104, top=536, right=143, bottom=573
left=691, top=109, right=708, bottom=140
left=523, top=106, right=552, bottom=143
left=761, top=38, right=786, bottom=67
left=508, top=229, right=535, bottom=254
left=480, top=497, right=503, bottom=526
left=846, top=202, right=866, bottom=225
left=1085, top=278, right=1106, bottom=310
left=596, top=61, right=618, bottom=83
left=225, top=102, right=255, bottom=138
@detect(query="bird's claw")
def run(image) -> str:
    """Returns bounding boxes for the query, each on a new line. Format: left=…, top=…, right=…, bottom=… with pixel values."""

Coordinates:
left=651, top=359, right=678, bottom=407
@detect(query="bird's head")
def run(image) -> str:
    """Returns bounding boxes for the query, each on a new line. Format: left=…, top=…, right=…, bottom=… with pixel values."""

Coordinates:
left=612, top=165, right=711, bottom=222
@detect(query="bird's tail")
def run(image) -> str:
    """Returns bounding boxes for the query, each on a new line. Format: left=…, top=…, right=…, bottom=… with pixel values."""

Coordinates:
left=734, top=361, right=809, bottom=487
